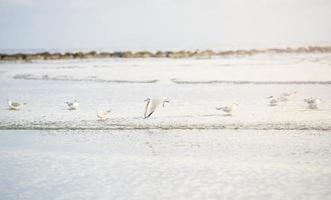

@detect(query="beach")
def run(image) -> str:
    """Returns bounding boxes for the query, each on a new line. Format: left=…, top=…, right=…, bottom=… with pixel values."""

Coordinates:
left=0, top=53, right=331, bottom=199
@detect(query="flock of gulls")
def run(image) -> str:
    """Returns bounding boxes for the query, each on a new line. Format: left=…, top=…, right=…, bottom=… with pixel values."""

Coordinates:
left=267, top=91, right=321, bottom=109
left=6, top=92, right=321, bottom=120
left=6, top=97, right=170, bottom=121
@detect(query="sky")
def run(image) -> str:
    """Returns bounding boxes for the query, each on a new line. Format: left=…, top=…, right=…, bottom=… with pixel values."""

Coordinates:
left=0, top=0, right=331, bottom=51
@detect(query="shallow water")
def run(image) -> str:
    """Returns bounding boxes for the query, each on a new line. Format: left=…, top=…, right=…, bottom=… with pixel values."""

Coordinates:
left=0, top=129, right=331, bottom=200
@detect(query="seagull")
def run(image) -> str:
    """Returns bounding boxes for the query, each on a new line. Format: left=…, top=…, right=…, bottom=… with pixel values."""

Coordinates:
left=144, top=97, right=170, bottom=118
left=267, top=96, right=280, bottom=106
left=65, top=100, right=79, bottom=110
left=267, top=92, right=297, bottom=105
left=97, top=110, right=111, bottom=121
left=216, top=104, right=238, bottom=116
left=7, top=99, right=25, bottom=110
left=304, top=98, right=321, bottom=109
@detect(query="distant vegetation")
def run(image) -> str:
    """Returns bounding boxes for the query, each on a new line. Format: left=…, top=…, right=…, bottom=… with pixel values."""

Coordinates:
left=1, top=46, right=331, bottom=61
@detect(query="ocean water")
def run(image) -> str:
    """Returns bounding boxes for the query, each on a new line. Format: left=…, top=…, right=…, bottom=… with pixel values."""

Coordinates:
left=0, top=53, right=331, bottom=199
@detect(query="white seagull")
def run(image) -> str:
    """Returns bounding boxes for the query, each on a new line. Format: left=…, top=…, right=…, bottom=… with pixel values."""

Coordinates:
left=216, top=104, right=238, bottom=116
left=304, top=98, right=321, bottom=109
left=267, top=92, right=297, bottom=105
left=97, top=110, right=111, bottom=121
left=144, top=97, right=170, bottom=118
left=267, top=96, right=280, bottom=106
left=7, top=99, right=25, bottom=110
left=65, top=100, right=79, bottom=110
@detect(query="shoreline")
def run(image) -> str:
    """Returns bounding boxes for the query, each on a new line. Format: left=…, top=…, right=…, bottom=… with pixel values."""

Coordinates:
left=1, top=45, right=331, bottom=61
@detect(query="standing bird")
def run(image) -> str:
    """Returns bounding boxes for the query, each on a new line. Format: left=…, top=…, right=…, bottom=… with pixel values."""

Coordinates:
left=267, top=96, right=280, bottom=106
left=97, top=110, right=111, bottom=121
left=216, top=104, right=238, bottom=116
left=65, top=100, right=79, bottom=110
left=144, top=97, right=170, bottom=118
left=7, top=99, right=25, bottom=110
left=304, top=98, right=321, bottom=109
